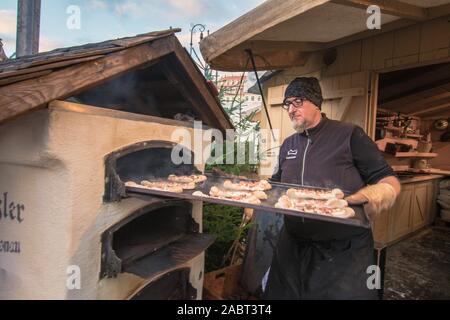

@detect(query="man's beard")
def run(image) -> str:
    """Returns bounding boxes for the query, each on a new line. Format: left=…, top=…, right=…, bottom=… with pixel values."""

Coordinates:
left=292, top=119, right=307, bottom=133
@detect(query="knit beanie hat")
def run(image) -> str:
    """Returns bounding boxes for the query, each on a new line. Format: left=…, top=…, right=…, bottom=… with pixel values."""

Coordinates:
left=284, top=77, right=323, bottom=109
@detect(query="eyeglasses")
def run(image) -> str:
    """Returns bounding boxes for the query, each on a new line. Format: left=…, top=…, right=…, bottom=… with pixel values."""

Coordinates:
left=282, top=98, right=304, bottom=110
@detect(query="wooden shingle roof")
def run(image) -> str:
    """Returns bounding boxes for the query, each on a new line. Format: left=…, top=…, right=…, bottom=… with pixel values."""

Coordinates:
left=0, top=29, right=180, bottom=86
left=0, top=29, right=233, bottom=132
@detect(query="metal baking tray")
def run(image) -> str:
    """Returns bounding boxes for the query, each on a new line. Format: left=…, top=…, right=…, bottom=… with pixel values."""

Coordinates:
left=125, top=173, right=370, bottom=229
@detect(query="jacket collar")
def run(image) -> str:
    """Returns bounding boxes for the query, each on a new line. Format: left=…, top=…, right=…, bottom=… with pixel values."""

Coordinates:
left=302, top=113, right=328, bottom=137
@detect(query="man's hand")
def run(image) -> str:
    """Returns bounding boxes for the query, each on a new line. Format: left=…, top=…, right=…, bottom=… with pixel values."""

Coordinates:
left=345, top=176, right=400, bottom=221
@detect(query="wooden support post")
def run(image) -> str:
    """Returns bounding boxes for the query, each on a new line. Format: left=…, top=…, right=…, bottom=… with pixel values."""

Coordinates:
left=16, top=0, right=41, bottom=57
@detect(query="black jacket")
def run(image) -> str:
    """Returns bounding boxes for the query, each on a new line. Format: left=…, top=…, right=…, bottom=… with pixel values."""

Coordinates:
left=263, top=116, right=393, bottom=299
left=271, top=115, right=395, bottom=241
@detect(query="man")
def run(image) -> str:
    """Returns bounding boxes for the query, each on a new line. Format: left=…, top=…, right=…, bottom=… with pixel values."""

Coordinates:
left=263, top=77, right=400, bottom=300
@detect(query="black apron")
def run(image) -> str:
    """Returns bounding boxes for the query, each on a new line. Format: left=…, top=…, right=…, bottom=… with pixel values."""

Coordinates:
left=264, top=116, right=379, bottom=300
left=263, top=226, right=378, bottom=299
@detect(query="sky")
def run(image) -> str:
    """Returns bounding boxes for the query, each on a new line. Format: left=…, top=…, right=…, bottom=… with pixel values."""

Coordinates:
left=0, top=0, right=265, bottom=63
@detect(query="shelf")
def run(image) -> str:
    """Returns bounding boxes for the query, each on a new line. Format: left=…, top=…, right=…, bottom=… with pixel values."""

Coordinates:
left=405, top=133, right=423, bottom=138
left=383, top=127, right=422, bottom=138
left=395, top=152, right=438, bottom=158
left=392, top=167, right=450, bottom=176
left=391, top=165, right=411, bottom=172
left=408, top=168, right=450, bottom=176
left=384, top=126, right=403, bottom=132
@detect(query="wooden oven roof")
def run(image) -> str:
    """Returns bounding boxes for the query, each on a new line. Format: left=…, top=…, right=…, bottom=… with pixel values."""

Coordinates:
left=0, top=29, right=233, bottom=132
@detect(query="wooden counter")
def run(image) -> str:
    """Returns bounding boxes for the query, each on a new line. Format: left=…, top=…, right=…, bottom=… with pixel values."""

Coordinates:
left=373, top=174, right=444, bottom=247
left=398, top=174, right=445, bottom=184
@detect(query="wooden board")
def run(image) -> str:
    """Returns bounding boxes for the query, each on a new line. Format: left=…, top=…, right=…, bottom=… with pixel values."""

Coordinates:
left=204, top=264, right=246, bottom=300
left=0, top=47, right=121, bottom=73
left=391, top=165, right=411, bottom=172
left=389, top=183, right=414, bottom=242
left=200, top=0, right=330, bottom=67
left=320, top=71, right=371, bottom=131
left=395, top=152, right=438, bottom=158
left=0, top=29, right=180, bottom=74
left=332, top=0, right=427, bottom=21
left=408, top=168, right=450, bottom=176
left=0, top=70, right=52, bottom=86
left=0, top=55, right=104, bottom=80
left=171, top=39, right=234, bottom=132
left=375, top=137, right=419, bottom=151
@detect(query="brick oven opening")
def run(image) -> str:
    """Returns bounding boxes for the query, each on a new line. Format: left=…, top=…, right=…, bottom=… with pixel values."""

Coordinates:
left=104, top=140, right=198, bottom=201
left=101, top=140, right=214, bottom=283
left=130, top=268, right=197, bottom=300
left=101, top=199, right=215, bottom=280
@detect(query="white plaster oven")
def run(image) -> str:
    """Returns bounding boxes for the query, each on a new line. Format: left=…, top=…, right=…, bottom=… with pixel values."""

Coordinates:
left=0, top=31, right=232, bottom=300
left=0, top=101, right=215, bottom=299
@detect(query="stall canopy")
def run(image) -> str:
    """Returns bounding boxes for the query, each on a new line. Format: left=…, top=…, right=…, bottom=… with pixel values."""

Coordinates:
left=200, top=0, right=450, bottom=71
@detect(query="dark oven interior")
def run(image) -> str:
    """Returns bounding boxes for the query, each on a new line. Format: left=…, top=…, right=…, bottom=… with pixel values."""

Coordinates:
left=66, top=54, right=205, bottom=123
left=130, top=268, right=197, bottom=300
left=104, top=140, right=199, bottom=201
left=100, top=199, right=215, bottom=280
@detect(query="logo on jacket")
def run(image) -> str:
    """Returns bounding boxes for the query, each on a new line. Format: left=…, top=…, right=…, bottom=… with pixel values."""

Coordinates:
left=286, top=149, right=298, bottom=160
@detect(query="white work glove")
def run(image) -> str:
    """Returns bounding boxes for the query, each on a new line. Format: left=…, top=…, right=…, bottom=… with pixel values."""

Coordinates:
left=244, top=208, right=254, bottom=222
left=345, top=183, right=397, bottom=221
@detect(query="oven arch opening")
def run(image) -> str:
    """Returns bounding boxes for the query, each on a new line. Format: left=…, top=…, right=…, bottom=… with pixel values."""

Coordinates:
left=104, top=140, right=199, bottom=202
left=100, top=199, right=215, bottom=279
left=128, top=268, right=197, bottom=300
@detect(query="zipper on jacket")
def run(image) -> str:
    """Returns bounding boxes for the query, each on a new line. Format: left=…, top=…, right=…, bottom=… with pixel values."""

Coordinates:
left=301, top=130, right=311, bottom=224
left=301, top=130, right=311, bottom=186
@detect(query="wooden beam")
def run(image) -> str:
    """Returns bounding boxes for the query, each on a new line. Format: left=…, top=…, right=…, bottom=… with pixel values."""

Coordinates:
left=208, top=48, right=311, bottom=71
left=0, top=70, right=52, bottom=86
left=422, top=110, right=450, bottom=120
left=266, top=86, right=364, bottom=105
left=0, top=55, right=105, bottom=80
left=206, top=40, right=321, bottom=71
left=394, top=96, right=450, bottom=114
left=159, top=59, right=222, bottom=130
left=408, top=102, right=450, bottom=116
left=323, top=87, right=365, bottom=99
left=367, top=72, right=379, bottom=140
left=379, top=85, right=450, bottom=110
left=332, top=0, right=428, bottom=21
left=427, top=3, right=450, bottom=19
left=379, top=64, right=450, bottom=103
left=239, top=40, right=326, bottom=53
left=200, top=0, right=330, bottom=66
left=325, top=18, right=415, bottom=50
left=0, top=46, right=123, bottom=73
left=170, top=39, right=234, bottom=131
left=0, top=36, right=175, bottom=124
left=337, top=96, right=353, bottom=121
